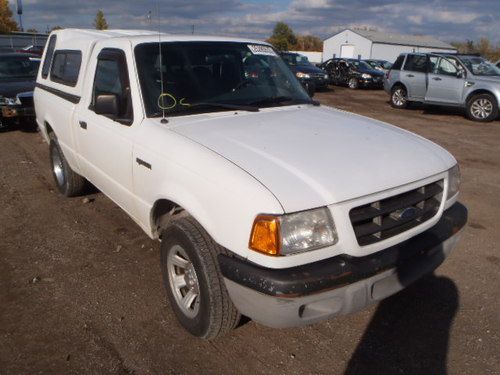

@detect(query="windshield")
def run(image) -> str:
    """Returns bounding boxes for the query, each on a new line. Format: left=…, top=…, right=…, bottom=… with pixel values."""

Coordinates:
left=281, top=53, right=311, bottom=66
left=135, top=42, right=311, bottom=117
left=350, top=60, right=372, bottom=70
left=0, top=56, right=39, bottom=80
left=457, top=56, right=500, bottom=76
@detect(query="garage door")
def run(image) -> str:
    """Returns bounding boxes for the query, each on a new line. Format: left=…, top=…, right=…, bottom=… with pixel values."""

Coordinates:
left=340, top=44, right=355, bottom=58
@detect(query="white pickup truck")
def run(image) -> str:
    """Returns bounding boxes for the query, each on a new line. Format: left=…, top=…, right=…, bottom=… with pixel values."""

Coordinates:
left=34, top=29, right=467, bottom=339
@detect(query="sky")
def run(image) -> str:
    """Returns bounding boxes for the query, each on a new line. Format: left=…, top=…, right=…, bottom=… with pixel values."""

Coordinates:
left=9, top=0, right=500, bottom=44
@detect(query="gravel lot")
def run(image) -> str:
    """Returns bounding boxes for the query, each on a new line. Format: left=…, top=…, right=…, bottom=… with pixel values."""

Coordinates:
left=1, top=87, right=499, bottom=374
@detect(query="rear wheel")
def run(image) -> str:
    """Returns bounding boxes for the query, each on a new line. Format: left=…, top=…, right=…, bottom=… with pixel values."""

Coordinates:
left=391, top=85, right=408, bottom=109
left=49, top=139, right=87, bottom=197
left=160, top=216, right=240, bottom=339
left=466, top=93, right=498, bottom=122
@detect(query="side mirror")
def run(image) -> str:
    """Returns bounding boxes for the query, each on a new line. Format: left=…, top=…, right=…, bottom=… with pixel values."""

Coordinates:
left=94, top=94, right=119, bottom=117
left=457, top=69, right=465, bottom=79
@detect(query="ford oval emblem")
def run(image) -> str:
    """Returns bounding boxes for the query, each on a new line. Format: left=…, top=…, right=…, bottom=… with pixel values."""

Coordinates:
left=390, top=206, right=418, bottom=221
left=400, top=207, right=418, bottom=220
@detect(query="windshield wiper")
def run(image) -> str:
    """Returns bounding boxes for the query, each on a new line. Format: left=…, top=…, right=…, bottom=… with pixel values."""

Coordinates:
left=150, top=101, right=259, bottom=117
left=187, top=102, right=259, bottom=112
left=248, top=96, right=320, bottom=106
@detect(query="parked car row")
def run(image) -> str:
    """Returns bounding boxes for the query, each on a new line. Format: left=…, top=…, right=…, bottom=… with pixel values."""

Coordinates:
left=384, top=53, right=500, bottom=122
left=0, top=53, right=40, bottom=129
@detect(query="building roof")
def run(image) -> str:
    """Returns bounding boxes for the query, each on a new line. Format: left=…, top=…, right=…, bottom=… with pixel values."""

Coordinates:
left=331, top=29, right=455, bottom=50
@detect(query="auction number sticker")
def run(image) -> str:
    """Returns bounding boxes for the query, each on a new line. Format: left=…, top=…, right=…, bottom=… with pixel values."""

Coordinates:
left=248, top=44, right=277, bottom=56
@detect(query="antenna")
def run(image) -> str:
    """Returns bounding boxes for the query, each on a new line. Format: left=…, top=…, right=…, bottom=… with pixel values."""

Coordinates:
left=156, top=1, right=168, bottom=124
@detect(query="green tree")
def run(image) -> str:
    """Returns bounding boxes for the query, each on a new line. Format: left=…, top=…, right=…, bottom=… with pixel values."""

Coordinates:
left=0, top=0, right=18, bottom=34
left=93, top=9, right=108, bottom=30
left=267, top=22, right=297, bottom=51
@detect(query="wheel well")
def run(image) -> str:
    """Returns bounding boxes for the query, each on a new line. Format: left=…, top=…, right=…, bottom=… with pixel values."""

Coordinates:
left=466, top=90, right=497, bottom=106
left=44, top=122, right=55, bottom=139
left=391, top=82, right=406, bottom=92
left=151, top=199, right=188, bottom=238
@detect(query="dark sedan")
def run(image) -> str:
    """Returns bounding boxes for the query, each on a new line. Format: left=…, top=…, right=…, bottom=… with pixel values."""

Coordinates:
left=279, top=52, right=329, bottom=95
left=0, top=53, right=40, bottom=129
left=319, top=58, right=385, bottom=89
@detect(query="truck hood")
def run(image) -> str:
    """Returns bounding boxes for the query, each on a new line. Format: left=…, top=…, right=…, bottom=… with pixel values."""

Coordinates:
left=170, top=106, right=455, bottom=212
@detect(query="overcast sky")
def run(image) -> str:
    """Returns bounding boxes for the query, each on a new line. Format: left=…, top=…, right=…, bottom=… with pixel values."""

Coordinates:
left=10, top=0, right=500, bottom=43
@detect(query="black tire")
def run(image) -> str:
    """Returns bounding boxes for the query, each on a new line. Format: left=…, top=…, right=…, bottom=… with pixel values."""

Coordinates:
left=390, top=85, right=409, bottom=109
left=49, top=139, right=87, bottom=197
left=160, top=216, right=240, bottom=339
left=348, top=77, right=359, bottom=89
left=466, top=93, right=498, bottom=122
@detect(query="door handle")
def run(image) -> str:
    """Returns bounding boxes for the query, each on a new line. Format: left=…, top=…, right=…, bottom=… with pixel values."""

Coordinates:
left=79, top=121, right=87, bottom=129
left=406, top=74, right=415, bottom=78
left=433, top=77, right=442, bottom=81
left=136, top=158, right=152, bottom=170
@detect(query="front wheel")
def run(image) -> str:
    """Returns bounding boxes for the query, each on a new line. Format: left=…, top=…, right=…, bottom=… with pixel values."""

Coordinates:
left=390, top=85, right=408, bottom=109
left=348, top=77, right=359, bottom=89
left=466, top=93, right=498, bottom=122
left=160, top=217, right=240, bottom=339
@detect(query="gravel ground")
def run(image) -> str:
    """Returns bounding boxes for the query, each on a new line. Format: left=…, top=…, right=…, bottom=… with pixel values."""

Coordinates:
left=0, top=87, right=499, bottom=374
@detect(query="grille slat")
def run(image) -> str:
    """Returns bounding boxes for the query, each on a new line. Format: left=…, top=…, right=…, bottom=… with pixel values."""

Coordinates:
left=350, top=180, right=443, bottom=246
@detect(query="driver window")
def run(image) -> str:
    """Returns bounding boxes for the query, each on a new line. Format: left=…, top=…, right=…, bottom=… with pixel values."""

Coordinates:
left=435, top=58, right=458, bottom=76
left=91, top=49, right=133, bottom=124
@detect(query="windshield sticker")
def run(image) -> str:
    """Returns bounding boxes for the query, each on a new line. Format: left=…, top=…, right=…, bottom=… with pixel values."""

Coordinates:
left=248, top=44, right=277, bottom=56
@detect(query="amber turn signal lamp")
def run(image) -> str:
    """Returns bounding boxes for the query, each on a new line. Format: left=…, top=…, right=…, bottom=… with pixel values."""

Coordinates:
left=249, top=215, right=280, bottom=255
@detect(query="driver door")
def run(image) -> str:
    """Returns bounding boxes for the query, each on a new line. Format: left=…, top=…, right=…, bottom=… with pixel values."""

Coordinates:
left=425, top=56, right=465, bottom=104
left=75, top=48, right=137, bottom=215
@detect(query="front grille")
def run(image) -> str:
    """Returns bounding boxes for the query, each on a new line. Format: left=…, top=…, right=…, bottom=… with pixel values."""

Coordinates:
left=349, top=180, right=443, bottom=246
left=312, top=73, right=326, bottom=79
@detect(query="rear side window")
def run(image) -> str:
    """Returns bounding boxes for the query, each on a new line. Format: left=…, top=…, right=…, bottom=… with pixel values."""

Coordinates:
left=403, top=54, right=428, bottom=73
left=391, top=55, right=405, bottom=70
left=50, top=50, right=82, bottom=86
left=41, top=35, right=57, bottom=79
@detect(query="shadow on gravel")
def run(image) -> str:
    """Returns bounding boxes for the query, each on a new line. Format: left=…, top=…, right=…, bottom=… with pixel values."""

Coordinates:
left=345, top=248, right=459, bottom=375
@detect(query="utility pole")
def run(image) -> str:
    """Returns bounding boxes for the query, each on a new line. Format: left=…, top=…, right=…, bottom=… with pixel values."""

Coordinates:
left=17, top=0, right=24, bottom=32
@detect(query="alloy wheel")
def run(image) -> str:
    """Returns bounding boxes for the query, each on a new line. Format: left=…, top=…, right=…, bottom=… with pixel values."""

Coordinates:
left=167, top=244, right=200, bottom=318
left=470, top=98, right=493, bottom=119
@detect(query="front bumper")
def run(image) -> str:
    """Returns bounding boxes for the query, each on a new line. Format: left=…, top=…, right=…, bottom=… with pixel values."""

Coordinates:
left=360, top=78, right=384, bottom=88
left=219, top=202, right=467, bottom=328
left=1, top=105, right=35, bottom=118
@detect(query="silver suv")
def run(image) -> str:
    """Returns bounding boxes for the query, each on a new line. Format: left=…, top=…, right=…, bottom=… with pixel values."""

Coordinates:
left=384, top=53, right=500, bottom=122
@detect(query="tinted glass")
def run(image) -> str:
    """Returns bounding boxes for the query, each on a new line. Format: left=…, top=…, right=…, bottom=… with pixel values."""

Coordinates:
left=281, top=53, right=311, bottom=66
left=0, top=56, right=39, bottom=80
left=392, top=55, right=405, bottom=70
left=41, top=35, right=56, bottom=78
left=92, top=50, right=133, bottom=122
left=50, top=50, right=82, bottom=86
left=135, top=42, right=311, bottom=117
left=403, top=55, right=428, bottom=73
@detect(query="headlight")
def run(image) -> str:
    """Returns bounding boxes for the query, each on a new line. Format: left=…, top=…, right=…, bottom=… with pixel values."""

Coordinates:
left=447, top=164, right=460, bottom=199
left=296, top=72, right=311, bottom=79
left=361, top=73, right=372, bottom=79
left=4, top=97, right=20, bottom=105
left=249, top=207, right=338, bottom=256
left=323, top=74, right=329, bottom=79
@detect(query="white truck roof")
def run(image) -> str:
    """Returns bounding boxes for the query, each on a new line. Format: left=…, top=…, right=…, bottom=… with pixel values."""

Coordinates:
left=50, top=28, right=268, bottom=48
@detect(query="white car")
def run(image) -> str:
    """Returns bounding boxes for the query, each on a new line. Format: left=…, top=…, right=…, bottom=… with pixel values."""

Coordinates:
left=34, top=29, right=467, bottom=339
